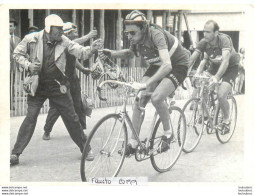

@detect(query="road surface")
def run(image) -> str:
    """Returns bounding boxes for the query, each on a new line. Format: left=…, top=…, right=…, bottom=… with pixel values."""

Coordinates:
left=10, top=95, right=245, bottom=182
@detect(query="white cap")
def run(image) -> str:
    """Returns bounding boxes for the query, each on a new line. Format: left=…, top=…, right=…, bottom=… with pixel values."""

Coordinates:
left=63, top=22, right=77, bottom=34
left=45, top=14, right=64, bottom=33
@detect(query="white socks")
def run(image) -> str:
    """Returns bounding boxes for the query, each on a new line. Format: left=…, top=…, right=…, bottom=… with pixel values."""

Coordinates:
left=129, top=139, right=138, bottom=148
left=164, top=130, right=172, bottom=138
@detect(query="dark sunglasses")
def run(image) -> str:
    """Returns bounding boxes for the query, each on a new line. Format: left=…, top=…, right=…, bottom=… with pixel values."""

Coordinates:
left=124, top=30, right=137, bottom=36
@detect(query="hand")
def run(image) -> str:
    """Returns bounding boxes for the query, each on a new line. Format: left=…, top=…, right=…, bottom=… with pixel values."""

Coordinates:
left=91, top=39, right=104, bottom=53
left=81, top=67, right=91, bottom=75
left=208, top=76, right=219, bottom=90
left=28, top=62, right=40, bottom=74
left=98, top=49, right=112, bottom=60
left=130, top=82, right=147, bottom=90
left=88, top=30, right=97, bottom=39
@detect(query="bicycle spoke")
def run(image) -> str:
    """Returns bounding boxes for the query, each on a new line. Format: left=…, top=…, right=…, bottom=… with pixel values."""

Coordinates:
left=150, top=107, right=186, bottom=172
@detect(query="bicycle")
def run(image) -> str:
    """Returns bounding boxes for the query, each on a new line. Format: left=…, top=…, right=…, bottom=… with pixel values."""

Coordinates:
left=181, top=74, right=237, bottom=153
left=80, top=80, right=186, bottom=181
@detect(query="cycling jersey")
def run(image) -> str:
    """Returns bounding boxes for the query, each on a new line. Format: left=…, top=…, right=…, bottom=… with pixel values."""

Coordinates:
left=130, top=26, right=189, bottom=67
left=196, top=33, right=240, bottom=68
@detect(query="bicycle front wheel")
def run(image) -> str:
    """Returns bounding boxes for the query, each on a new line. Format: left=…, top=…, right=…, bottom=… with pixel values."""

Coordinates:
left=80, top=114, right=128, bottom=181
left=182, top=98, right=205, bottom=153
left=215, top=95, right=237, bottom=144
left=150, top=106, right=186, bottom=173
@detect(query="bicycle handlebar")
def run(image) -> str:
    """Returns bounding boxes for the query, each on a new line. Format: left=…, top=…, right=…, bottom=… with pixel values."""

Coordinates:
left=193, top=75, right=210, bottom=80
left=192, top=75, right=210, bottom=89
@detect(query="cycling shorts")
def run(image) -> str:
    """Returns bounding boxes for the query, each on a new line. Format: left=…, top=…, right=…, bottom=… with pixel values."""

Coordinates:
left=207, top=65, right=238, bottom=85
left=143, top=65, right=188, bottom=89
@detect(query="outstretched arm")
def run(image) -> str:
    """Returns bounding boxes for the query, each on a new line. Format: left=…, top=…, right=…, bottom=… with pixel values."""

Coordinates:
left=75, top=59, right=90, bottom=74
left=101, top=48, right=135, bottom=60
left=188, top=50, right=200, bottom=75
left=74, top=30, right=97, bottom=45
left=196, top=53, right=208, bottom=74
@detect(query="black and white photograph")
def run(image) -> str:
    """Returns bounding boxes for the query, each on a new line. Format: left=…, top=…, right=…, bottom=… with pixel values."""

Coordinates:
left=1, top=2, right=254, bottom=194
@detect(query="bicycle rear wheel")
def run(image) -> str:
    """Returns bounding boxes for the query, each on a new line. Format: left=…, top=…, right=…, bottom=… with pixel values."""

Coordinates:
left=182, top=98, right=204, bottom=153
left=80, top=114, right=127, bottom=181
left=215, top=95, right=237, bottom=144
left=150, top=106, right=186, bottom=172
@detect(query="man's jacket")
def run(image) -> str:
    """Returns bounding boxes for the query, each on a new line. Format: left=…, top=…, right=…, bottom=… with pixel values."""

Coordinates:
left=13, top=30, right=93, bottom=76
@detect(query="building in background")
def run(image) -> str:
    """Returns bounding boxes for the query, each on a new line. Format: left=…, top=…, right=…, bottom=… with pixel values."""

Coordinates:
left=182, top=10, right=245, bottom=52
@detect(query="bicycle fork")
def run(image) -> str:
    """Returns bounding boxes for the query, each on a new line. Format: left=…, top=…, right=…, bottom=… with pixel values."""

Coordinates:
left=100, top=113, right=126, bottom=157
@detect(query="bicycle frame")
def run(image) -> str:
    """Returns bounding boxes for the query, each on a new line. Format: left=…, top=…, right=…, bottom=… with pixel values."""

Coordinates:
left=195, top=78, right=220, bottom=131
left=98, top=79, right=173, bottom=159
left=117, top=89, right=158, bottom=155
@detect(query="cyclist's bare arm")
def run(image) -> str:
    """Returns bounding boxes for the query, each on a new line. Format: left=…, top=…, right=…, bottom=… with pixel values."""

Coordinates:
left=196, top=53, right=208, bottom=74
left=73, top=35, right=91, bottom=45
left=214, top=50, right=230, bottom=79
left=188, top=50, right=200, bottom=75
left=73, top=30, right=97, bottom=45
left=145, top=49, right=172, bottom=87
left=75, top=59, right=90, bottom=73
left=111, top=49, right=135, bottom=59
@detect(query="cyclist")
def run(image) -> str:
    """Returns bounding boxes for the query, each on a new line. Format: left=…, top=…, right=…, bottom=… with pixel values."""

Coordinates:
left=189, top=20, right=240, bottom=134
left=235, top=48, right=245, bottom=94
left=101, top=10, right=189, bottom=156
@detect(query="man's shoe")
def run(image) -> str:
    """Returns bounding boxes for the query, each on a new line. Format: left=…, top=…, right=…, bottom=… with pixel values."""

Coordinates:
left=42, top=132, right=50, bottom=140
left=86, top=150, right=94, bottom=161
left=157, top=135, right=173, bottom=153
left=10, top=154, right=19, bottom=165
left=216, top=121, right=231, bottom=135
left=125, top=144, right=136, bottom=157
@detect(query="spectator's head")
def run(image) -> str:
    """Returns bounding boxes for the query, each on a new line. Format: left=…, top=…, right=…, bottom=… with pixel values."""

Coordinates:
left=124, top=10, right=149, bottom=44
left=28, top=26, right=39, bottom=34
left=63, top=22, right=78, bottom=40
left=203, top=20, right=220, bottom=43
left=9, top=18, right=17, bottom=34
left=240, top=48, right=245, bottom=55
left=45, top=14, right=64, bottom=42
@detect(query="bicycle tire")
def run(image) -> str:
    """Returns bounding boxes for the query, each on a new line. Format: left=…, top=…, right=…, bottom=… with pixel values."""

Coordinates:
left=150, top=106, right=186, bottom=173
left=215, top=95, right=237, bottom=144
left=182, top=98, right=205, bottom=153
left=80, top=113, right=128, bottom=181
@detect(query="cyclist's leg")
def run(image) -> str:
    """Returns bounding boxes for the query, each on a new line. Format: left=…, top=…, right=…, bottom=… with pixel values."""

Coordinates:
left=234, top=74, right=240, bottom=94
left=151, top=78, right=175, bottom=132
left=217, top=81, right=231, bottom=121
left=130, top=76, right=157, bottom=146
left=151, top=65, right=188, bottom=134
left=238, top=71, right=245, bottom=94
left=127, top=66, right=160, bottom=153
left=218, top=65, right=238, bottom=123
